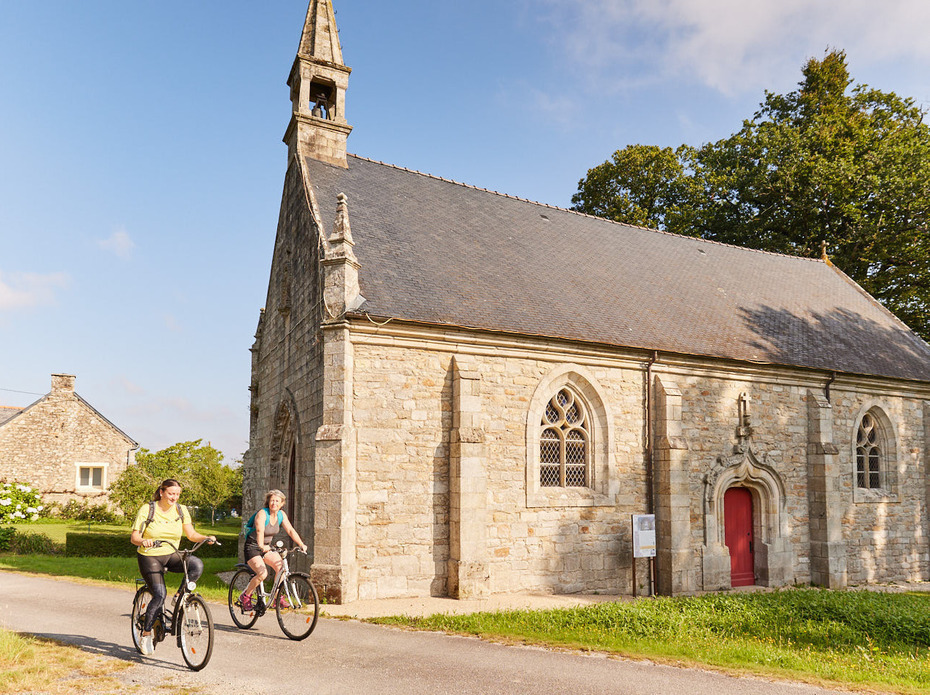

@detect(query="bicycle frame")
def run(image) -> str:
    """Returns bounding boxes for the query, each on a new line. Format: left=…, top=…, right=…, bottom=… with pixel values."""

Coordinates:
left=251, top=543, right=301, bottom=613
left=136, top=539, right=207, bottom=643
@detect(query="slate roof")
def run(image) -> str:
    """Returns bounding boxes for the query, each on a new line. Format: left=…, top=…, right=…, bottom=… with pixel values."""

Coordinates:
left=0, top=406, right=23, bottom=426
left=305, top=154, right=930, bottom=383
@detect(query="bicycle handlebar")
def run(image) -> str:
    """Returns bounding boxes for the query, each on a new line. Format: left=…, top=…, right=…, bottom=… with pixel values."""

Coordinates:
left=262, top=540, right=306, bottom=559
left=150, top=538, right=221, bottom=553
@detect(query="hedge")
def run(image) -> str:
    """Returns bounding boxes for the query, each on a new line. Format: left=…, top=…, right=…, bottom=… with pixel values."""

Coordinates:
left=65, top=532, right=236, bottom=558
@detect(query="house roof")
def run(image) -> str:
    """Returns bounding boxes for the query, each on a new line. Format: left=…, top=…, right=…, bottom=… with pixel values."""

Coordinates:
left=305, top=154, right=930, bottom=383
left=0, top=393, right=136, bottom=446
left=0, top=406, right=22, bottom=426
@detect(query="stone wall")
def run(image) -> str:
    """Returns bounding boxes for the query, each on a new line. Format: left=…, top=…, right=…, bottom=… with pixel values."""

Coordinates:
left=0, top=374, right=135, bottom=504
left=346, top=326, right=930, bottom=600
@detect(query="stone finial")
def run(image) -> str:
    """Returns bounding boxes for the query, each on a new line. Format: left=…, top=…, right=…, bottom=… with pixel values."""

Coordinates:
left=820, top=240, right=832, bottom=265
left=329, top=193, right=354, bottom=246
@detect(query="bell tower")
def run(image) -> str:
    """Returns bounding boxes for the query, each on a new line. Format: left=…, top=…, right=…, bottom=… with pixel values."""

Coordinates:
left=284, top=0, right=352, bottom=167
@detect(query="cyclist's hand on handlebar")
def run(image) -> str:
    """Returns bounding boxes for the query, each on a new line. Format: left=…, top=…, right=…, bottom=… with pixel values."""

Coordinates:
left=141, top=539, right=157, bottom=548
left=206, top=535, right=217, bottom=545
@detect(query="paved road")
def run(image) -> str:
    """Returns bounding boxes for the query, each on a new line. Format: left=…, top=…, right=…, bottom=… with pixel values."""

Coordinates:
left=0, top=572, right=850, bottom=695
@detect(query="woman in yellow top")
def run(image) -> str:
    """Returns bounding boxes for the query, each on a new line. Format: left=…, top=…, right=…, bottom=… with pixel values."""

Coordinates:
left=130, top=478, right=215, bottom=656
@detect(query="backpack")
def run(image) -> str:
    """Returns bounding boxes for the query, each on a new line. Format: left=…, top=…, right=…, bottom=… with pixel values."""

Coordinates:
left=242, top=508, right=284, bottom=539
left=140, top=501, right=185, bottom=535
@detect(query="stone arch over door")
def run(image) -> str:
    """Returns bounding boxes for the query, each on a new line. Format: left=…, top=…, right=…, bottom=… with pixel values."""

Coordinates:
left=270, top=392, right=302, bottom=528
left=701, top=447, right=793, bottom=590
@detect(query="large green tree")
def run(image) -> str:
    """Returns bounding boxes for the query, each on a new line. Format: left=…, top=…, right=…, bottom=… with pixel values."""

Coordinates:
left=109, top=440, right=240, bottom=521
left=573, top=50, right=930, bottom=340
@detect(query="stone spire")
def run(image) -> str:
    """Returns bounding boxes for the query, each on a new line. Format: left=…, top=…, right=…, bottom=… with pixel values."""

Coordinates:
left=284, top=0, right=353, bottom=166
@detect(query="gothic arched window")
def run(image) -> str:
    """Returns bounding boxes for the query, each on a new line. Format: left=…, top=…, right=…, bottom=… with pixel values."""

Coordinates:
left=539, top=387, right=589, bottom=488
left=855, top=411, right=884, bottom=489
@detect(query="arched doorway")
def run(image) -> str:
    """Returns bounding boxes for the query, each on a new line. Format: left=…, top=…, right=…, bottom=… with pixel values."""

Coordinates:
left=702, top=447, right=793, bottom=590
left=724, top=487, right=754, bottom=586
left=270, top=399, right=299, bottom=528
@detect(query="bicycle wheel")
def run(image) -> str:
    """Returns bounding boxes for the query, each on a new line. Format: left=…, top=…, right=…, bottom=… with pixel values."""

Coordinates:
left=179, top=594, right=214, bottom=671
left=276, top=572, right=319, bottom=641
left=227, top=568, right=260, bottom=629
left=130, top=586, right=153, bottom=654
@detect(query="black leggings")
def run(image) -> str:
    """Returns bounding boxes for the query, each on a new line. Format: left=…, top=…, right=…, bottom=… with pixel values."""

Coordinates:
left=137, top=552, right=204, bottom=632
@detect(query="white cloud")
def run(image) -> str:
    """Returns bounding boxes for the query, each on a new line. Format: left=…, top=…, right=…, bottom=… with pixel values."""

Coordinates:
left=0, top=271, right=70, bottom=311
left=541, top=0, right=930, bottom=96
left=117, top=377, right=145, bottom=395
left=164, top=313, right=182, bottom=333
left=97, top=228, right=135, bottom=260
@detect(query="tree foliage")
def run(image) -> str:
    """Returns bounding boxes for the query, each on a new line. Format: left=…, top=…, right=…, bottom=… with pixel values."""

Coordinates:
left=572, top=50, right=930, bottom=340
left=109, top=440, right=241, bottom=520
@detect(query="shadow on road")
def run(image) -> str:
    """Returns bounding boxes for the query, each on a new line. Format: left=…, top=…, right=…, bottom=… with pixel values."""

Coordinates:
left=30, top=631, right=193, bottom=673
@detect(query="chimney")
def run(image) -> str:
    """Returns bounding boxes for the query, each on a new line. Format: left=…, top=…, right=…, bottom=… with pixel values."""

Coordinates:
left=51, top=373, right=76, bottom=395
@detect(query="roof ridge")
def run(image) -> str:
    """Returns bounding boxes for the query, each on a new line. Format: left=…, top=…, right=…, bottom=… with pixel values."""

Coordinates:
left=345, top=154, right=827, bottom=265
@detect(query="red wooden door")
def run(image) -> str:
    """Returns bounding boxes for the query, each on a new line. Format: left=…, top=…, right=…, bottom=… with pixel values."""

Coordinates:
left=724, top=487, right=754, bottom=587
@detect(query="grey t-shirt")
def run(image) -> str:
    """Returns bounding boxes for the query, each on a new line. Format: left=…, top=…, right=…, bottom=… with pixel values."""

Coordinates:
left=247, top=509, right=281, bottom=545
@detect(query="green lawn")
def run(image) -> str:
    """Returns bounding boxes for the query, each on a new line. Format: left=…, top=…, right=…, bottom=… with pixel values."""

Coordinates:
left=375, top=588, right=930, bottom=695
left=8, top=518, right=242, bottom=544
left=1, top=518, right=241, bottom=602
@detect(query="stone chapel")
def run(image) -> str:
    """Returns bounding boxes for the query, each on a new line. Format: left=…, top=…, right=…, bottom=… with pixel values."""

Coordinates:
left=243, top=0, right=930, bottom=603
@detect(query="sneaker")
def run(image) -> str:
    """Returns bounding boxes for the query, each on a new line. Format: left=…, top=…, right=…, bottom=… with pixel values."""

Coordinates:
left=139, top=634, right=154, bottom=656
left=239, top=593, right=254, bottom=612
left=276, top=595, right=290, bottom=609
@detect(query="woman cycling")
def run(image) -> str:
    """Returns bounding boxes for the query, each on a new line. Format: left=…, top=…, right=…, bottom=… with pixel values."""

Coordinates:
left=237, top=489, right=307, bottom=611
left=130, top=478, right=216, bottom=656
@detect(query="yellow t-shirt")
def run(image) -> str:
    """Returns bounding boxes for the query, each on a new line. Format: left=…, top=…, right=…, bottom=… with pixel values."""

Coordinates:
left=132, top=502, right=192, bottom=557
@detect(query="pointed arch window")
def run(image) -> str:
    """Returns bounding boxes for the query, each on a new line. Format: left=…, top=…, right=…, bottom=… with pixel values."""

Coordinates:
left=539, top=388, right=589, bottom=488
left=855, top=411, right=884, bottom=489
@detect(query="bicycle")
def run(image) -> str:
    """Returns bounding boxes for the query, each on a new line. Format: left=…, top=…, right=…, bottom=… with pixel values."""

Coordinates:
left=227, top=540, right=320, bottom=640
left=130, top=538, right=220, bottom=670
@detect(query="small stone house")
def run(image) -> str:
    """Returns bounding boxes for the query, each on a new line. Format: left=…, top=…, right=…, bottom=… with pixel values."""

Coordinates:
left=243, top=0, right=930, bottom=602
left=0, top=374, right=138, bottom=504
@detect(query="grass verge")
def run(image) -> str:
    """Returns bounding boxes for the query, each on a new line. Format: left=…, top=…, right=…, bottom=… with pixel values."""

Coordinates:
left=0, top=628, right=130, bottom=694
left=372, top=588, right=930, bottom=695
left=6, top=519, right=241, bottom=545
left=0, top=555, right=239, bottom=602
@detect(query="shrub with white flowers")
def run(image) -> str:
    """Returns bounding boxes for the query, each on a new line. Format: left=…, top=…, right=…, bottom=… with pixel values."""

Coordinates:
left=0, top=481, right=44, bottom=524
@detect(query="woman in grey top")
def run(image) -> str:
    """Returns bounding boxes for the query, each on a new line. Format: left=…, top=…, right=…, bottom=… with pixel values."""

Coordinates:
left=238, top=489, right=307, bottom=611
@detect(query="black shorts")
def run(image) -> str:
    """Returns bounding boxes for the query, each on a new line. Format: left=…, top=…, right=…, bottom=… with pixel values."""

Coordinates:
left=243, top=540, right=265, bottom=562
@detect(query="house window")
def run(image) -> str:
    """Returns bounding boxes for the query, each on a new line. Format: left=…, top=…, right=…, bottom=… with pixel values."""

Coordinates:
left=855, top=412, right=883, bottom=489
left=75, top=464, right=106, bottom=491
left=539, top=388, right=589, bottom=488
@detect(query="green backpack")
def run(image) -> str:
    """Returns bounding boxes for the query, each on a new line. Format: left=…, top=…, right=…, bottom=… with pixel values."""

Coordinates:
left=242, top=507, right=283, bottom=538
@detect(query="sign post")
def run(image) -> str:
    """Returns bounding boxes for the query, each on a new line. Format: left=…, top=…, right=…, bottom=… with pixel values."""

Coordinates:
left=631, top=514, right=656, bottom=597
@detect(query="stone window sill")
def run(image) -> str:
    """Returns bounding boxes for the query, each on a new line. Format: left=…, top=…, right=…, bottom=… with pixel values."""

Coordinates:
left=527, top=487, right=613, bottom=508
left=853, top=487, right=898, bottom=504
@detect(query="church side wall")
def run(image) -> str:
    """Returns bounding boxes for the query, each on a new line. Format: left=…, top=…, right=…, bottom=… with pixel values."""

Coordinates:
left=351, top=340, right=649, bottom=599
left=0, top=397, right=133, bottom=504
left=349, top=328, right=930, bottom=599
left=245, top=158, right=324, bottom=556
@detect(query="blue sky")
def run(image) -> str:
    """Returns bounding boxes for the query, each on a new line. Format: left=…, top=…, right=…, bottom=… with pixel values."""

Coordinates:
left=2, top=1, right=930, bottom=461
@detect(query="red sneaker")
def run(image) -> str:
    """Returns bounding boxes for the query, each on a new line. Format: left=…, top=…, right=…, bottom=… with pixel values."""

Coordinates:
left=239, top=593, right=254, bottom=612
